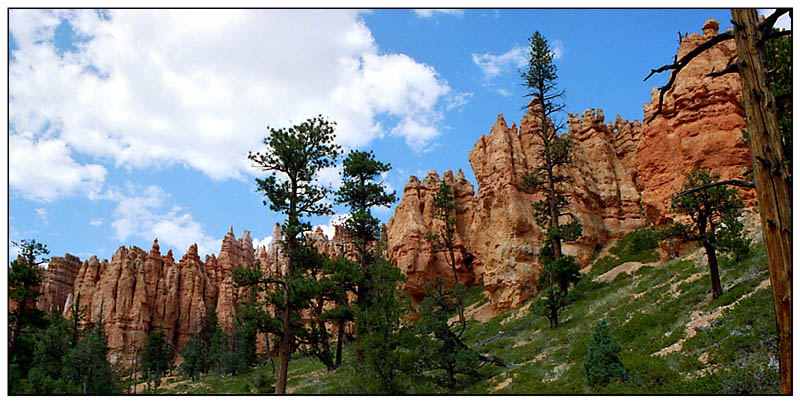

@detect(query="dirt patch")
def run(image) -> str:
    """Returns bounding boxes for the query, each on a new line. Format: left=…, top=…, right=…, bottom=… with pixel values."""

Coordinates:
left=669, top=272, right=704, bottom=295
left=596, top=261, right=643, bottom=283
left=654, top=278, right=772, bottom=357
left=494, top=377, right=513, bottom=391
left=544, top=363, right=569, bottom=382
left=501, top=299, right=533, bottom=325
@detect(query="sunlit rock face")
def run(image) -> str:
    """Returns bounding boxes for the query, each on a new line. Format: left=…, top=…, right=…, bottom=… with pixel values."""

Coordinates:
left=637, top=18, right=754, bottom=225
left=386, top=169, right=475, bottom=304
left=387, top=18, right=754, bottom=313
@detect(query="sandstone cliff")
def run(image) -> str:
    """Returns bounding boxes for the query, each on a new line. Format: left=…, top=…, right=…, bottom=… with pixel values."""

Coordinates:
left=36, top=253, right=81, bottom=314
left=387, top=18, right=753, bottom=312
left=636, top=18, right=754, bottom=224
left=386, top=169, right=475, bottom=303
left=49, top=224, right=349, bottom=365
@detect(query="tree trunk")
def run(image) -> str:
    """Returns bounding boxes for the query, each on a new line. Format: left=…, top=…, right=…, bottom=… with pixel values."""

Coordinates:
left=703, top=240, right=724, bottom=299
left=275, top=235, right=294, bottom=394
left=549, top=315, right=558, bottom=329
left=731, top=9, right=792, bottom=394
left=9, top=309, right=23, bottom=364
left=335, top=317, right=345, bottom=368
left=275, top=308, right=291, bottom=394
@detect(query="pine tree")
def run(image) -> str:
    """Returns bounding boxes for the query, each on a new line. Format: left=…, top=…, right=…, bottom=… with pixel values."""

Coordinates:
left=334, top=149, right=396, bottom=364
left=518, top=31, right=582, bottom=294
left=141, top=329, right=172, bottom=389
left=62, top=320, right=122, bottom=394
left=415, top=278, right=480, bottom=391
left=353, top=257, right=418, bottom=393
left=583, top=319, right=625, bottom=387
left=9, top=239, right=49, bottom=362
left=181, top=309, right=223, bottom=379
left=246, top=115, right=341, bottom=394
left=668, top=170, right=747, bottom=299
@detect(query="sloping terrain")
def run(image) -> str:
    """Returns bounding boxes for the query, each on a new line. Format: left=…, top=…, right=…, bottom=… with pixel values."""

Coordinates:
left=152, top=222, right=779, bottom=394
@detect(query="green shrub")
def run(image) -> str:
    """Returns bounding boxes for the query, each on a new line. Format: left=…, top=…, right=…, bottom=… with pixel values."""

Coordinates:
left=248, top=368, right=275, bottom=394
left=583, top=320, right=625, bottom=387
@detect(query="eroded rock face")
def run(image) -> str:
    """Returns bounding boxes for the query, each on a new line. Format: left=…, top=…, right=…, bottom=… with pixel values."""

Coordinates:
left=387, top=18, right=753, bottom=312
left=467, top=113, right=542, bottom=311
left=37, top=253, right=81, bottom=313
left=50, top=225, right=349, bottom=366
left=386, top=169, right=475, bottom=303
left=562, top=108, right=646, bottom=266
left=636, top=18, right=754, bottom=224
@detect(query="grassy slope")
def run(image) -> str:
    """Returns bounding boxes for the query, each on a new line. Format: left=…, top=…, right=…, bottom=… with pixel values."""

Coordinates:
left=155, top=233, right=780, bottom=395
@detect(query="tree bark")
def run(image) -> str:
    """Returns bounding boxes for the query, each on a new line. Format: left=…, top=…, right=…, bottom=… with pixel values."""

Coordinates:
left=703, top=240, right=724, bottom=299
left=275, top=232, right=295, bottom=394
left=731, top=9, right=792, bottom=395
left=335, top=317, right=345, bottom=368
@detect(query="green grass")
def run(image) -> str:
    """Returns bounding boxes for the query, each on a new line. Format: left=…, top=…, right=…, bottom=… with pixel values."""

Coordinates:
left=157, top=232, right=778, bottom=394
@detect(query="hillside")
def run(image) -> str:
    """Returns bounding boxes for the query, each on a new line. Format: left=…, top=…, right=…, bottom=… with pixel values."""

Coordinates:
left=148, top=217, right=779, bottom=394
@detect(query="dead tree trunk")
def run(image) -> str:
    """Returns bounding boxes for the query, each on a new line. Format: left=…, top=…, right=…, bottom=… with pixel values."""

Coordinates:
left=731, top=9, right=792, bottom=394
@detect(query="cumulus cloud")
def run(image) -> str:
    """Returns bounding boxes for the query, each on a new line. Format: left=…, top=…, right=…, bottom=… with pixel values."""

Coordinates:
left=314, top=213, right=350, bottom=239
left=106, top=183, right=221, bottom=257
left=9, top=9, right=455, bottom=201
left=413, top=9, right=464, bottom=18
left=252, top=235, right=274, bottom=250
left=472, top=46, right=528, bottom=80
left=89, top=218, right=104, bottom=226
left=9, top=132, right=107, bottom=202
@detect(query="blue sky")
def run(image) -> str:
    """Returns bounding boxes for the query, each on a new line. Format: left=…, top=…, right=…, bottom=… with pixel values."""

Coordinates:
left=7, top=8, right=790, bottom=262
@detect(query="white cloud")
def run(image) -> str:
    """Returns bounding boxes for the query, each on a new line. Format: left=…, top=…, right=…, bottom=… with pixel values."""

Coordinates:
left=413, top=9, right=464, bottom=18
left=445, top=92, right=472, bottom=111
left=758, top=9, right=792, bottom=30
left=495, top=88, right=512, bottom=98
left=106, top=183, right=221, bottom=257
left=35, top=208, right=48, bottom=225
left=551, top=39, right=565, bottom=60
left=472, top=46, right=527, bottom=80
left=252, top=236, right=274, bottom=250
left=314, top=213, right=350, bottom=239
left=9, top=132, right=107, bottom=202
left=9, top=9, right=454, bottom=201
left=89, top=218, right=104, bottom=226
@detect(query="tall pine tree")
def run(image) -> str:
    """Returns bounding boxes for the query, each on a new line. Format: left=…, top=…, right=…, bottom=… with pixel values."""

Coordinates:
left=245, top=115, right=341, bottom=394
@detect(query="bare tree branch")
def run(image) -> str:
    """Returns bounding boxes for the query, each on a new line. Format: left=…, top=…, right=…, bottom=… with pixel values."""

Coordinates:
left=707, top=61, right=739, bottom=77
left=673, top=179, right=755, bottom=199
left=759, top=8, right=791, bottom=44
left=644, top=32, right=735, bottom=123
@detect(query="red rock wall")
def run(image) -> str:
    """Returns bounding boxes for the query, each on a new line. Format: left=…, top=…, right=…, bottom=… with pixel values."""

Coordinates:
left=387, top=18, right=754, bottom=313
left=636, top=18, right=754, bottom=224
left=36, top=253, right=81, bottom=314
left=386, top=169, right=475, bottom=304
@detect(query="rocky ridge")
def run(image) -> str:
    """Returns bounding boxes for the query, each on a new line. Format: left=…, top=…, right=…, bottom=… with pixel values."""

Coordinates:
left=39, top=225, right=352, bottom=365
left=386, top=18, right=753, bottom=311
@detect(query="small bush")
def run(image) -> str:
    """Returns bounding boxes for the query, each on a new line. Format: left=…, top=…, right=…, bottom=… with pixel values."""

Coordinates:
left=248, top=368, right=275, bottom=394
left=583, top=320, right=625, bottom=387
